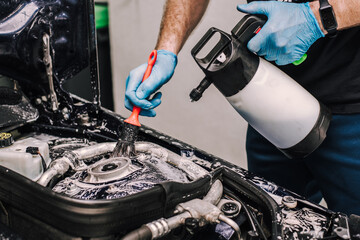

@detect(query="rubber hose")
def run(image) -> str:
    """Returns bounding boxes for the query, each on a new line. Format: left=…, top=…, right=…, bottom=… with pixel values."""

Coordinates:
left=120, top=225, right=152, bottom=240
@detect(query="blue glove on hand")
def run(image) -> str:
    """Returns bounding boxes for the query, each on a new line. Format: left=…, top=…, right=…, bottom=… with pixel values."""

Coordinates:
left=237, top=1, right=324, bottom=65
left=125, top=49, right=177, bottom=117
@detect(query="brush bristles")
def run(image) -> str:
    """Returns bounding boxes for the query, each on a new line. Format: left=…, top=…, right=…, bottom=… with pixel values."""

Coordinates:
left=112, top=122, right=139, bottom=157
left=112, top=140, right=136, bottom=157
left=121, top=123, right=139, bottom=142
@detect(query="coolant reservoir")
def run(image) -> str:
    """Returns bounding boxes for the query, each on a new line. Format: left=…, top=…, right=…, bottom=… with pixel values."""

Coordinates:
left=0, top=134, right=50, bottom=181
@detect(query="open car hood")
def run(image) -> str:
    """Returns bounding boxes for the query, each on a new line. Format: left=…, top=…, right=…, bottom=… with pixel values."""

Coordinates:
left=0, top=0, right=99, bottom=129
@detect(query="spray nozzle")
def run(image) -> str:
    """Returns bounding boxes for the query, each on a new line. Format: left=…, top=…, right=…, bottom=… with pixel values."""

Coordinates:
left=189, top=77, right=212, bottom=102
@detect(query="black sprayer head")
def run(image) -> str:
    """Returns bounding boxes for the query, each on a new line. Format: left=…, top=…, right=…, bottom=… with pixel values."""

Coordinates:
left=189, top=77, right=212, bottom=102
left=112, top=122, right=139, bottom=157
left=189, top=15, right=266, bottom=100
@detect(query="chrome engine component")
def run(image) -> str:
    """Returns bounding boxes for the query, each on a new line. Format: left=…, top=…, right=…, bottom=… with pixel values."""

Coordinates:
left=135, top=142, right=208, bottom=180
left=217, top=199, right=241, bottom=218
left=37, top=142, right=114, bottom=186
left=42, top=33, right=58, bottom=112
left=33, top=135, right=208, bottom=200
left=52, top=153, right=193, bottom=200
left=84, top=157, right=135, bottom=183
left=124, top=180, right=242, bottom=240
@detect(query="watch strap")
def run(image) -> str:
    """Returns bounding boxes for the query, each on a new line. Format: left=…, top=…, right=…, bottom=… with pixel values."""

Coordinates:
left=319, top=0, right=338, bottom=37
left=319, top=0, right=330, bottom=8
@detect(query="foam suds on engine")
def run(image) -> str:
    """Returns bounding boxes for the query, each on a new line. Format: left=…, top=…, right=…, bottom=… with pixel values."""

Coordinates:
left=52, top=153, right=191, bottom=200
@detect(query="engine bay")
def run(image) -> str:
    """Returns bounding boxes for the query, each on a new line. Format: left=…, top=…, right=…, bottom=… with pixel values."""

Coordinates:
left=0, top=127, right=356, bottom=240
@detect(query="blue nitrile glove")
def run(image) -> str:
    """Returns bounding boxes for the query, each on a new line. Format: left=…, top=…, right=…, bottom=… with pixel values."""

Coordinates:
left=125, top=49, right=177, bottom=117
left=237, top=1, right=324, bottom=66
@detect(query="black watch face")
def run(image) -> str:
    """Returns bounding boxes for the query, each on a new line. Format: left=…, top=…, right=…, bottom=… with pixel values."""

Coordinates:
left=320, top=7, right=337, bottom=30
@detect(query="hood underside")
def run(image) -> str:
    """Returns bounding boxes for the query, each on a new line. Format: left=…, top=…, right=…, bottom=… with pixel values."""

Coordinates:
left=0, top=0, right=99, bottom=128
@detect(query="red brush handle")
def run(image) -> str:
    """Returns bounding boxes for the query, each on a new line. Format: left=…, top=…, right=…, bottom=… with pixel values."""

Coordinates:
left=124, top=50, right=157, bottom=126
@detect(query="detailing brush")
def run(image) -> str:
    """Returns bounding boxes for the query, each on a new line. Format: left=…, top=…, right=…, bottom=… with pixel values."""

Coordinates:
left=112, top=50, right=157, bottom=157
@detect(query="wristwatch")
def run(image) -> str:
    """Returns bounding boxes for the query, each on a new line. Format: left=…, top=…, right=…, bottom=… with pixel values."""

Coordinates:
left=319, top=0, right=338, bottom=37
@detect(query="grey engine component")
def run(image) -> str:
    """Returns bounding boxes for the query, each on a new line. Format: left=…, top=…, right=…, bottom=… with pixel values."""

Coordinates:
left=35, top=136, right=208, bottom=200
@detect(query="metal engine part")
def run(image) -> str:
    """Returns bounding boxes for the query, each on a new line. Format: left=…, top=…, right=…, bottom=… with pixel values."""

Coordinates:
left=52, top=153, right=194, bottom=200
left=30, top=134, right=208, bottom=200
left=123, top=180, right=242, bottom=240
left=84, top=157, right=136, bottom=184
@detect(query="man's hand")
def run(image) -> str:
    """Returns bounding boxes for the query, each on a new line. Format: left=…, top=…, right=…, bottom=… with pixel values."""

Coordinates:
left=124, top=0, right=209, bottom=117
left=124, top=50, right=177, bottom=117
left=237, top=1, right=324, bottom=66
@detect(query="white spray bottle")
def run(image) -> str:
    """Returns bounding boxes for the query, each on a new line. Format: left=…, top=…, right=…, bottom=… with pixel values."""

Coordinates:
left=190, top=15, right=331, bottom=159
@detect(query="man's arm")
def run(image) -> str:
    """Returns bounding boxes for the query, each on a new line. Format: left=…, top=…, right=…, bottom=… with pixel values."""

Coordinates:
left=237, top=0, right=360, bottom=65
left=124, top=0, right=209, bottom=116
left=310, top=0, right=360, bottom=34
left=155, top=0, right=210, bottom=55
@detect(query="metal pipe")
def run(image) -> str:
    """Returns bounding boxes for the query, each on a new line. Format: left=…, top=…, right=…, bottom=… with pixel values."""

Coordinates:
left=42, top=33, right=59, bottom=111
left=127, top=179, right=224, bottom=240
left=146, top=212, right=191, bottom=239
left=38, top=142, right=116, bottom=186
left=38, top=141, right=207, bottom=187
left=203, top=180, right=223, bottom=205
left=135, top=142, right=208, bottom=180
left=72, top=142, right=116, bottom=160
left=37, top=159, right=70, bottom=186
left=219, top=214, right=242, bottom=240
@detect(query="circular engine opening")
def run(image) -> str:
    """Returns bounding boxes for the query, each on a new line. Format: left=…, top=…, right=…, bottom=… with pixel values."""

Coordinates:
left=83, top=157, right=133, bottom=183
left=101, top=163, right=118, bottom=172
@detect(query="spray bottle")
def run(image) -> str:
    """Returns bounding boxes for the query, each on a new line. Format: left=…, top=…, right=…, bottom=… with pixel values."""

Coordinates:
left=190, top=15, right=331, bottom=159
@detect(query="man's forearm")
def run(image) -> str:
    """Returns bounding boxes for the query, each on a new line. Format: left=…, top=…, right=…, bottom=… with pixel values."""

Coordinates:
left=310, top=0, right=360, bottom=34
left=155, top=0, right=210, bottom=55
